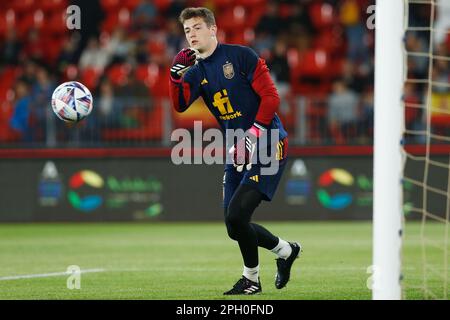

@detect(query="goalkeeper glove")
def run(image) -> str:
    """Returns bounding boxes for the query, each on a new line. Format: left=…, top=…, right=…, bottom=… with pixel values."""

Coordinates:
left=170, top=48, right=198, bottom=82
left=229, top=123, right=266, bottom=172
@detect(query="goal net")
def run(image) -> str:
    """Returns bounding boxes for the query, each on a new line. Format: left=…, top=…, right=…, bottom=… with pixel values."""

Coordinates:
left=373, top=0, right=449, bottom=300
left=402, top=0, right=450, bottom=299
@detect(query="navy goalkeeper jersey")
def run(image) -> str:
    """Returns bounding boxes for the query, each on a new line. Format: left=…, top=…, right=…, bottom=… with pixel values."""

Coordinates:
left=171, top=43, right=288, bottom=146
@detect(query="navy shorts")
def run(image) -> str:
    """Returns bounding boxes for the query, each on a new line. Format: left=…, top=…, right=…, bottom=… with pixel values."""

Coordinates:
left=223, top=138, right=288, bottom=208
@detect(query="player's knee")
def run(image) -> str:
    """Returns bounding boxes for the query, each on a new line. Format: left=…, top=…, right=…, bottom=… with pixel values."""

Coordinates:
left=225, top=223, right=239, bottom=241
left=225, top=203, right=248, bottom=239
left=225, top=211, right=243, bottom=233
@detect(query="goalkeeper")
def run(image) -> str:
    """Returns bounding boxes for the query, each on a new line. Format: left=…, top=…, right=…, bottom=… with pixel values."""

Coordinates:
left=169, top=7, right=301, bottom=295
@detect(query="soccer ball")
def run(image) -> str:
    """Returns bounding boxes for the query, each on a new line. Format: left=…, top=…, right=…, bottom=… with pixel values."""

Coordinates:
left=51, top=81, right=93, bottom=122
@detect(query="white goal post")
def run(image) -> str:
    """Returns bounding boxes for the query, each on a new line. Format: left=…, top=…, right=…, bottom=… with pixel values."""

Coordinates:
left=373, top=0, right=405, bottom=300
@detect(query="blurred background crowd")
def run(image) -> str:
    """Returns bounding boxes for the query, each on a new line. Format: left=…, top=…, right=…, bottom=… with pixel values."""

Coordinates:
left=0, top=0, right=448, bottom=147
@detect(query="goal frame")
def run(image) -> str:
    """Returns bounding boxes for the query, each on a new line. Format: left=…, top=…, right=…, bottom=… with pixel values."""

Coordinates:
left=373, top=0, right=405, bottom=300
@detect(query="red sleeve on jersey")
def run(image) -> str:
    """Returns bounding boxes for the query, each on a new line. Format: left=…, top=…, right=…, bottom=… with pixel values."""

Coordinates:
left=169, top=79, right=191, bottom=113
left=251, top=58, right=280, bottom=127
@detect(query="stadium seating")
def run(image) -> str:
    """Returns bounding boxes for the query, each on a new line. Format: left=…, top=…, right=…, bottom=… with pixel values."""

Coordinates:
left=0, top=0, right=386, bottom=145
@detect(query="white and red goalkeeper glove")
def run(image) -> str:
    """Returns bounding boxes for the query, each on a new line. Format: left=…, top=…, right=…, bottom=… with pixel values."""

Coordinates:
left=170, top=48, right=198, bottom=82
left=229, top=123, right=266, bottom=172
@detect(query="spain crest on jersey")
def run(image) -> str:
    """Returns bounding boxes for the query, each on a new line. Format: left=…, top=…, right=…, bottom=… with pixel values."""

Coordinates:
left=223, top=62, right=234, bottom=79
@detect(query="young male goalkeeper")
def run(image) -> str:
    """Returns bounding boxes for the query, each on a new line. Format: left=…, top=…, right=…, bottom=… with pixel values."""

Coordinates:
left=169, top=7, right=301, bottom=295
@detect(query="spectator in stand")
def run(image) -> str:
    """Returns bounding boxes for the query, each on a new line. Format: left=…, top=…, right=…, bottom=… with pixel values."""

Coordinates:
left=327, top=79, right=360, bottom=144
left=339, top=0, right=369, bottom=64
left=56, top=36, right=79, bottom=75
left=341, top=58, right=373, bottom=94
left=166, top=18, right=185, bottom=57
left=268, top=39, right=291, bottom=113
left=358, top=88, right=374, bottom=142
left=432, top=43, right=449, bottom=94
left=434, top=0, right=450, bottom=46
left=30, top=67, right=56, bottom=141
left=20, top=59, right=38, bottom=85
left=403, top=82, right=426, bottom=143
left=106, top=27, right=135, bottom=65
left=405, top=32, right=429, bottom=81
left=115, top=72, right=153, bottom=128
left=251, top=32, right=275, bottom=60
left=9, top=79, right=32, bottom=141
left=96, top=78, right=120, bottom=128
left=71, top=0, right=105, bottom=61
left=134, top=32, right=151, bottom=65
left=79, top=37, right=110, bottom=72
left=132, top=0, right=158, bottom=32
left=23, top=28, right=46, bottom=63
left=2, top=29, right=22, bottom=66
left=254, top=0, right=283, bottom=56
left=256, top=1, right=283, bottom=37
left=165, top=0, right=188, bottom=19
left=283, top=2, right=315, bottom=36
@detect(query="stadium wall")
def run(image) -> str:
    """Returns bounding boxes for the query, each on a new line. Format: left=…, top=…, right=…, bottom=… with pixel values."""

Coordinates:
left=1, top=148, right=443, bottom=222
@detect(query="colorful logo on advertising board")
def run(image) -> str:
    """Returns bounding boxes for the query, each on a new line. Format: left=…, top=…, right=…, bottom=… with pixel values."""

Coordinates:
left=66, top=169, right=163, bottom=217
left=67, top=170, right=104, bottom=212
left=285, top=159, right=311, bottom=205
left=317, top=169, right=354, bottom=210
left=39, top=161, right=63, bottom=206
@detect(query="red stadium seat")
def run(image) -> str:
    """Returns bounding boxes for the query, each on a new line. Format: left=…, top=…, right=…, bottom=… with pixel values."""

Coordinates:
left=287, top=48, right=300, bottom=69
left=246, top=5, right=266, bottom=29
left=42, top=36, right=65, bottom=65
left=313, top=28, right=344, bottom=55
left=0, top=86, right=21, bottom=142
left=10, top=0, right=37, bottom=14
left=40, top=0, right=67, bottom=13
left=100, top=0, right=120, bottom=12
left=278, top=3, right=293, bottom=19
left=329, top=58, right=345, bottom=78
left=229, top=28, right=254, bottom=46
left=216, top=6, right=247, bottom=33
left=106, top=64, right=132, bottom=86
left=147, top=39, right=166, bottom=55
left=153, top=0, right=171, bottom=11
left=17, top=13, right=35, bottom=38
left=234, top=0, right=265, bottom=8
left=135, top=63, right=159, bottom=88
left=0, top=101, right=20, bottom=142
left=101, top=7, right=131, bottom=34
left=0, top=9, right=16, bottom=38
left=148, top=68, right=169, bottom=98
left=33, top=10, right=45, bottom=32
left=122, top=0, right=141, bottom=11
left=309, top=2, right=335, bottom=29
left=213, top=0, right=235, bottom=9
left=299, top=49, right=329, bottom=77
left=290, top=49, right=331, bottom=95
left=44, top=11, right=67, bottom=35
left=0, top=66, right=21, bottom=90
left=81, top=67, right=102, bottom=90
left=62, top=64, right=79, bottom=82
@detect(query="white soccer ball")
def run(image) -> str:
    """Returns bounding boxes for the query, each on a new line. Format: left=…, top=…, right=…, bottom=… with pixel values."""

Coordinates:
left=51, top=81, right=93, bottom=122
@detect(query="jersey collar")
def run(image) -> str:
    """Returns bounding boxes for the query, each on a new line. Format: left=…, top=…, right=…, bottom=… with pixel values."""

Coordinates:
left=202, top=43, right=221, bottom=62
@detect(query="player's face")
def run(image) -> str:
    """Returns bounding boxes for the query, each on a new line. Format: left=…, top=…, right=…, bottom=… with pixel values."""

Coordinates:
left=183, top=17, right=217, bottom=53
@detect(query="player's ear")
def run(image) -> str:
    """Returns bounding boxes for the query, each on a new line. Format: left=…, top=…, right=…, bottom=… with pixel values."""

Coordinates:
left=210, top=24, right=217, bottom=37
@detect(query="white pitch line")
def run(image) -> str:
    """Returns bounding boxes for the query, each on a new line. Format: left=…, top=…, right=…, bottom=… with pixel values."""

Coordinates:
left=0, top=268, right=105, bottom=281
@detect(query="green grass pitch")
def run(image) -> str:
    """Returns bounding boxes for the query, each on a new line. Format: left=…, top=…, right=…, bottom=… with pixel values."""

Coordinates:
left=0, top=221, right=446, bottom=299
